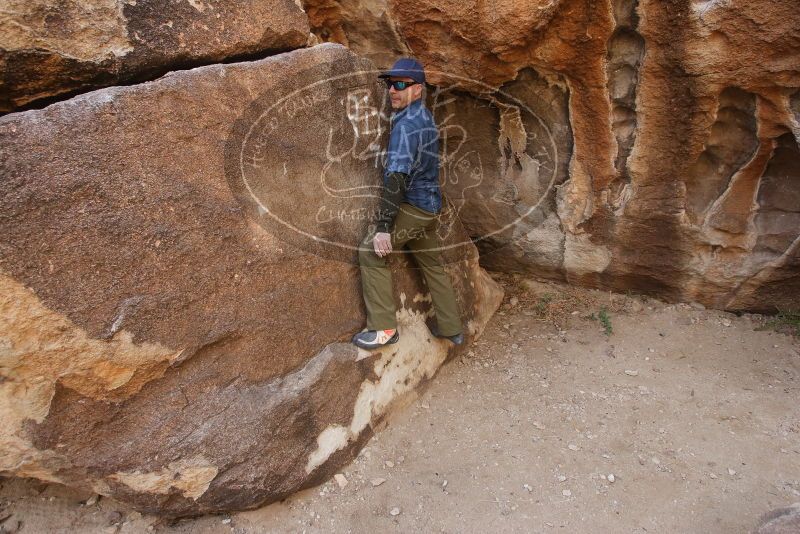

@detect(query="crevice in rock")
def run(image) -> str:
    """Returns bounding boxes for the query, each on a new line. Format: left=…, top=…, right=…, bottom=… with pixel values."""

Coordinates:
left=3, top=42, right=308, bottom=115
left=606, top=0, right=644, bottom=203
left=302, top=0, right=349, bottom=45
left=790, top=90, right=800, bottom=140
left=684, top=87, right=759, bottom=224
left=702, top=133, right=772, bottom=239
left=722, top=132, right=800, bottom=311
left=426, top=68, right=572, bottom=278
left=754, top=132, right=800, bottom=255
left=2, top=0, right=311, bottom=114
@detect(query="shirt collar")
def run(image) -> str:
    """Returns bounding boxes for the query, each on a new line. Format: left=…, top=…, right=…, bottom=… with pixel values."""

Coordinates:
left=392, top=98, right=425, bottom=123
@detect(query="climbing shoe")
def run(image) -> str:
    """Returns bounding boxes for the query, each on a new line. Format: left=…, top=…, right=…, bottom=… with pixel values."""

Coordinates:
left=429, top=325, right=465, bottom=345
left=352, top=329, right=399, bottom=350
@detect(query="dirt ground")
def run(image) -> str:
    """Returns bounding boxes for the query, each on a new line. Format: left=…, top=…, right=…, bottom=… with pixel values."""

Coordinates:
left=2, top=277, right=799, bottom=534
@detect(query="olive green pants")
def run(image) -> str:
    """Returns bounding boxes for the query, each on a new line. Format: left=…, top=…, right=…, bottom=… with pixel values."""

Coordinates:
left=359, top=203, right=463, bottom=336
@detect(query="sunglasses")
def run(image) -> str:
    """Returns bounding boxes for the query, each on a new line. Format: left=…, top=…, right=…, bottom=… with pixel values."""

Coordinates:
left=384, top=80, right=418, bottom=91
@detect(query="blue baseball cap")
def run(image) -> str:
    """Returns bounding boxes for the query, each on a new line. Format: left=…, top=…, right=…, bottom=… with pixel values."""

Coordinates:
left=378, top=57, right=426, bottom=84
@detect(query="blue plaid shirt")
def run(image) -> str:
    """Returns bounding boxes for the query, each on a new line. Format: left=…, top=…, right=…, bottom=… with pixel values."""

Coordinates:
left=384, top=99, right=442, bottom=214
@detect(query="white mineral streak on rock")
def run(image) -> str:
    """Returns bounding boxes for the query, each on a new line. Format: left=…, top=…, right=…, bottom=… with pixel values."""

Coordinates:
left=306, top=298, right=449, bottom=474
left=306, top=426, right=350, bottom=474
left=412, top=293, right=433, bottom=303
left=306, top=258, right=503, bottom=474
left=557, top=146, right=595, bottom=234
left=563, top=233, right=612, bottom=276
left=109, top=455, right=218, bottom=500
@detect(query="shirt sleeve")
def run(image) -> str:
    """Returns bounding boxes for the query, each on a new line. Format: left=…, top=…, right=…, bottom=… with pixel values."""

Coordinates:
left=385, top=121, right=420, bottom=175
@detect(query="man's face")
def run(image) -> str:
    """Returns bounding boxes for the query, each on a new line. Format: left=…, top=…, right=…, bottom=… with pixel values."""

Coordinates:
left=388, top=76, right=423, bottom=110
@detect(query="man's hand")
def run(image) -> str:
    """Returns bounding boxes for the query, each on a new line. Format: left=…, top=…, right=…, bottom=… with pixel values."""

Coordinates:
left=373, top=232, right=392, bottom=257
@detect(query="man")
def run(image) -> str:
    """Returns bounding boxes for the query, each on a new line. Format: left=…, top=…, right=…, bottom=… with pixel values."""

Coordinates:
left=352, top=58, right=464, bottom=350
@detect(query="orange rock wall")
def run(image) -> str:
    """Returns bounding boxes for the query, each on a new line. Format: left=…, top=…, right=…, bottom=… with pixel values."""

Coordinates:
left=306, top=0, right=800, bottom=311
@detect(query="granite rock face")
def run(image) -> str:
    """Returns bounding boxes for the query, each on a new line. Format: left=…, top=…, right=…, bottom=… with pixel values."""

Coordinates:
left=0, top=44, right=502, bottom=516
left=305, top=0, right=800, bottom=311
left=0, top=0, right=310, bottom=112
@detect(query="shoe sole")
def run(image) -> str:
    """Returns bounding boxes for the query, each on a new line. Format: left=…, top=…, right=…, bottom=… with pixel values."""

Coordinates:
left=352, top=331, right=400, bottom=350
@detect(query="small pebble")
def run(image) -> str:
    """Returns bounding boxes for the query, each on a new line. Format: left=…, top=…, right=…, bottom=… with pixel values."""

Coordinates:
left=558, top=475, right=567, bottom=482
left=390, top=507, right=401, bottom=516
left=625, top=370, right=639, bottom=376
left=607, top=474, right=615, bottom=483
left=371, top=478, right=386, bottom=487
left=562, top=489, right=572, bottom=497
left=385, top=461, right=395, bottom=468
left=334, top=473, right=348, bottom=488
left=568, top=444, right=579, bottom=451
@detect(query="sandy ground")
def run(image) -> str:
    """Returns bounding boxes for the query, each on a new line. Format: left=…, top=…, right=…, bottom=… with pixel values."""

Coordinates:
left=2, top=278, right=799, bottom=534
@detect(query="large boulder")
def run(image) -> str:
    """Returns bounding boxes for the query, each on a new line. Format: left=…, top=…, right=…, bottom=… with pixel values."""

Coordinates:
left=0, top=0, right=310, bottom=112
left=0, top=43, right=502, bottom=516
left=304, top=0, right=800, bottom=312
